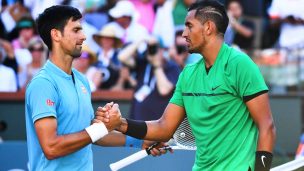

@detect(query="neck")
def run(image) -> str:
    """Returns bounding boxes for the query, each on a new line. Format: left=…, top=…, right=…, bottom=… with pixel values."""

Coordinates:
left=49, top=49, right=73, bottom=74
left=201, top=37, right=223, bottom=68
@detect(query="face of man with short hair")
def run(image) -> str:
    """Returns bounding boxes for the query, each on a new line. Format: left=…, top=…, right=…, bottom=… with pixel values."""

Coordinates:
left=183, top=10, right=206, bottom=54
left=59, top=18, right=86, bottom=58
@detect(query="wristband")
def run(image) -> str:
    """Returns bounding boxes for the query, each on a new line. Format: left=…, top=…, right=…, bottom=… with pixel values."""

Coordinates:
left=125, top=119, right=147, bottom=139
left=255, top=151, right=273, bottom=171
left=125, top=135, right=143, bottom=148
left=85, top=123, right=108, bottom=143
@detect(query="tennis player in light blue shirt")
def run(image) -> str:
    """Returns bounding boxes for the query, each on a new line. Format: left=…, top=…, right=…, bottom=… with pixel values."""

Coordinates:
left=26, top=60, right=94, bottom=171
left=25, top=5, right=163, bottom=171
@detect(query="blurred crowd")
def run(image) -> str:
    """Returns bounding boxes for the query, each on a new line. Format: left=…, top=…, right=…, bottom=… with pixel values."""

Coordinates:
left=0, top=0, right=304, bottom=95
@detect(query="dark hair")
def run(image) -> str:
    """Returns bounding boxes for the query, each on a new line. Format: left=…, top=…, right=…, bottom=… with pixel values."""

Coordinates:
left=36, top=5, right=82, bottom=50
left=188, top=0, right=229, bottom=36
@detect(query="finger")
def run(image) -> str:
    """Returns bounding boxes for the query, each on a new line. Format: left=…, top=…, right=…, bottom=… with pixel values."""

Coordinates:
left=92, top=119, right=101, bottom=124
left=150, top=148, right=161, bottom=157
left=110, top=104, right=120, bottom=114
left=95, top=111, right=110, bottom=118
left=95, top=115, right=110, bottom=123
left=104, top=102, right=114, bottom=110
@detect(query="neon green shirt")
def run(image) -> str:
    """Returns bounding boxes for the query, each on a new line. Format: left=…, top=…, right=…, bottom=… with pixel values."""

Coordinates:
left=170, top=43, right=268, bottom=171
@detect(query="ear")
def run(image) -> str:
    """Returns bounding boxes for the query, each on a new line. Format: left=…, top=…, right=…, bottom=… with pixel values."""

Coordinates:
left=50, top=29, right=62, bottom=42
left=204, top=21, right=213, bottom=36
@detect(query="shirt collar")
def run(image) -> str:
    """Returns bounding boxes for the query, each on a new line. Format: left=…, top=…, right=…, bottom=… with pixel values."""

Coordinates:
left=45, top=60, right=72, bottom=79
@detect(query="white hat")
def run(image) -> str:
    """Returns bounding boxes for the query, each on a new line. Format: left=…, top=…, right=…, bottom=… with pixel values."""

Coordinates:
left=93, top=25, right=123, bottom=48
left=109, top=0, right=135, bottom=18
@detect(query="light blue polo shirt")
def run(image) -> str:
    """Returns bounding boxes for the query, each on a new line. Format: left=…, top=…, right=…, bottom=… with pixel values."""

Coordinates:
left=25, top=60, right=94, bottom=171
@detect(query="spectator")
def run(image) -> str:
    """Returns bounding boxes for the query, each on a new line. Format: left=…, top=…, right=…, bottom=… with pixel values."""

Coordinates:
left=0, top=39, right=17, bottom=92
left=106, top=0, right=149, bottom=50
left=172, top=0, right=195, bottom=30
left=118, top=36, right=180, bottom=120
left=93, top=25, right=135, bottom=90
left=0, top=1, right=29, bottom=39
left=12, top=16, right=38, bottom=88
left=23, top=0, right=64, bottom=19
left=73, top=45, right=102, bottom=92
left=152, top=0, right=175, bottom=48
left=268, top=0, right=304, bottom=90
left=23, top=37, right=47, bottom=89
left=130, top=0, right=155, bottom=33
left=224, top=0, right=254, bottom=51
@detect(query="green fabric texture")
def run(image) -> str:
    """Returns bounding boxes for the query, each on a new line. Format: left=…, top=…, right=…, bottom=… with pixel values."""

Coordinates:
left=170, top=43, right=268, bottom=171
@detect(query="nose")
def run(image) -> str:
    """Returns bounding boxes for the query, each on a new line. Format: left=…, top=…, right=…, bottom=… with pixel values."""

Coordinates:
left=182, top=29, right=188, bottom=38
left=80, top=31, right=86, bottom=42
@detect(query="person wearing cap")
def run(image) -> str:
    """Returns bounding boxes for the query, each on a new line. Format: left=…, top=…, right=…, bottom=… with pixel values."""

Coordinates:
left=11, top=16, right=38, bottom=88
left=73, top=45, right=102, bottom=92
left=12, top=16, right=37, bottom=49
left=118, top=36, right=181, bottom=120
left=25, top=5, right=167, bottom=171
left=93, top=25, right=136, bottom=90
left=105, top=0, right=149, bottom=48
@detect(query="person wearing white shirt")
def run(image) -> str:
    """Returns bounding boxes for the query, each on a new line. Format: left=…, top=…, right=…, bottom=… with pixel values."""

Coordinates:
left=105, top=0, right=149, bottom=52
left=268, top=0, right=304, bottom=89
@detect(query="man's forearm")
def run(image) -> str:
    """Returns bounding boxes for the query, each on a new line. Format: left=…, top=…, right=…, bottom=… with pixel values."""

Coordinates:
left=257, top=121, right=276, bottom=152
left=42, top=130, right=92, bottom=160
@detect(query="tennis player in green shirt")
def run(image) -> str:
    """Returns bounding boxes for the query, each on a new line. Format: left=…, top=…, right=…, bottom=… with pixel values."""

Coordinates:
left=97, top=1, right=276, bottom=170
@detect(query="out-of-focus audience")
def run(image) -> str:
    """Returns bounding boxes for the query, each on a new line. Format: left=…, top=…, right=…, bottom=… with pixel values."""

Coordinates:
left=22, top=37, right=47, bottom=89
left=73, top=45, right=102, bottom=92
left=0, top=39, right=17, bottom=92
left=118, top=36, right=181, bottom=120
left=267, top=0, right=304, bottom=91
left=0, top=0, right=303, bottom=95
left=225, top=0, right=254, bottom=52
left=93, top=25, right=134, bottom=90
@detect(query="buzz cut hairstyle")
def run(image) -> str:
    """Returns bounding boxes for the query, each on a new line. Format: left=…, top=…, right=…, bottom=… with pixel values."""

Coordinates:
left=188, top=0, right=229, bottom=36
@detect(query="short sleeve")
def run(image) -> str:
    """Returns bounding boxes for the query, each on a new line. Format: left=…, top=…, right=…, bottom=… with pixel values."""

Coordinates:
left=26, top=78, right=58, bottom=123
left=169, top=70, right=184, bottom=107
left=234, top=55, right=268, bottom=98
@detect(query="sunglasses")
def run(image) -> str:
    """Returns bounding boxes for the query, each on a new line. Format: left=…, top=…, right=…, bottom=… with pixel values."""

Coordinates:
left=29, top=47, right=44, bottom=52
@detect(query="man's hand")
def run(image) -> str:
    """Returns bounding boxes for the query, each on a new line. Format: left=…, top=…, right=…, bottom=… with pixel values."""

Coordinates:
left=95, top=102, right=122, bottom=131
left=142, top=141, right=173, bottom=157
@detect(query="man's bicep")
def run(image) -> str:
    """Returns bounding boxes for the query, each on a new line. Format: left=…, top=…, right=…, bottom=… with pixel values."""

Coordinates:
left=162, top=103, right=186, bottom=130
left=34, top=117, right=58, bottom=151
left=148, top=103, right=186, bottom=141
left=245, top=93, right=273, bottom=126
left=26, top=78, right=58, bottom=123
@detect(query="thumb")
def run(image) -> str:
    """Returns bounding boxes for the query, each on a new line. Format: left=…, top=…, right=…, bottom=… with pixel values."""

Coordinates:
left=111, top=103, right=120, bottom=112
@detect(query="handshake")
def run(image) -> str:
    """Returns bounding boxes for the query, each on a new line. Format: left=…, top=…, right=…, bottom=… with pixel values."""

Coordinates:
left=93, top=102, right=123, bottom=132
left=85, top=102, right=124, bottom=143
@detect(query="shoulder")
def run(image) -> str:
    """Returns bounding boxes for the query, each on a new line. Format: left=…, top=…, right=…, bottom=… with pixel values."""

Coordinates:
left=224, top=48, right=259, bottom=75
left=178, top=59, right=203, bottom=79
left=183, top=58, right=203, bottom=72
left=26, top=71, right=57, bottom=97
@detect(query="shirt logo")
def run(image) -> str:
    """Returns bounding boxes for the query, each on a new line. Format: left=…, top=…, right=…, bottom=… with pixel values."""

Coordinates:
left=261, top=155, right=266, bottom=167
left=81, top=85, right=87, bottom=94
left=211, top=85, right=221, bottom=91
left=46, top=99, right=55, bottom=106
